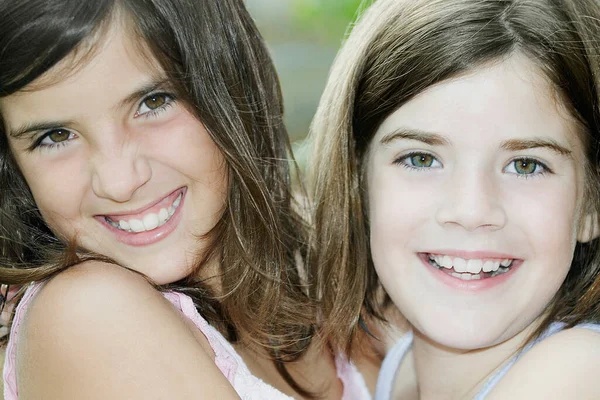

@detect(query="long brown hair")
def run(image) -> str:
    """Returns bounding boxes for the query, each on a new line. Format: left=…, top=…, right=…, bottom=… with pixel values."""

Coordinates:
left=0, top=0, right=315, bottom=392
left=309, top=0, right=600, bottom=355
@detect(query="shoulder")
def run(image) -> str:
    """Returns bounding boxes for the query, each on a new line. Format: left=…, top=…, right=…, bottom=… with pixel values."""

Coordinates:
left=22, top=262, right=173, bottom=343
left=33, top=260, right=159, bottom=305
left=17, top=262, right=240, bottom=399
left=487, top=325, right=600, bottom=400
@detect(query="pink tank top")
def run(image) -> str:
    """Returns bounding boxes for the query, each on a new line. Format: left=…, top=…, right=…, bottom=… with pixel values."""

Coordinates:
left=3, top=282, right=371, bottom=400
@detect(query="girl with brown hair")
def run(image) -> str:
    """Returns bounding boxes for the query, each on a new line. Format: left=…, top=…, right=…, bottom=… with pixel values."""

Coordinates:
left=309, top=0, right=600, bottom=398
left=0, top=0, right=373, bottom=398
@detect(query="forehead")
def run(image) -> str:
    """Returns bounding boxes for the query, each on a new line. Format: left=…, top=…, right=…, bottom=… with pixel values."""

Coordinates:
left=0, top=23, right=163, bottom=127
left=374, top=55, right=582, bottom=149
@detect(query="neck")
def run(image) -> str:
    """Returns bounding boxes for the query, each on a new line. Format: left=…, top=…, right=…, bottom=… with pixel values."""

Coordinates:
left=410, top=323, right=539, bottom=399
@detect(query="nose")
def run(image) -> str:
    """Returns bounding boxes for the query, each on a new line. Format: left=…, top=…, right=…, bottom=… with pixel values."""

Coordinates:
left=435, top=166, right=506, bottom=231
left=91, top=146, right=152, bottom=203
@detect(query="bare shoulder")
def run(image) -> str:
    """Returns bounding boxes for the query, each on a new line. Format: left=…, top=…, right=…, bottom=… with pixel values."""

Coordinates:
left=30, top=261, right=160, bottom=307
left=21, top=262, right=177, bottom=348
left=17, top=261, right=240, bottom=399
left=487, top=326, right=600, bottom=400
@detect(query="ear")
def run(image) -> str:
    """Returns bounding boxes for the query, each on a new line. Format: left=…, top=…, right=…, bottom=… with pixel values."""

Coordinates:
left=578, top=212, right=600, bottom=243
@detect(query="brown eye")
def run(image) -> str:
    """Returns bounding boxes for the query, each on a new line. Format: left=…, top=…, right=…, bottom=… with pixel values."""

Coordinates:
left=47, top=129, right=71, bottom=143
left=136, top=92, right=175, bottom=117
left=34, top=128, right=75, bottom=150
left=143, top=94, right=167, bottom=110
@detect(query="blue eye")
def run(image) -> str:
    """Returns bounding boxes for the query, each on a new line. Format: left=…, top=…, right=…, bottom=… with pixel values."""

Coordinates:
left=136, top=92, right=176, bottom=118
left=504, top=158, right=549, bottom=177
left=395, top=152, right=442, bottom=170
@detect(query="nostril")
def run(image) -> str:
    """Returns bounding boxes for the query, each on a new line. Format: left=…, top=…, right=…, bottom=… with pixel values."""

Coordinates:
left=435, top=189, right=506, bottom=231
left=91, top=156, right=151, bottom=202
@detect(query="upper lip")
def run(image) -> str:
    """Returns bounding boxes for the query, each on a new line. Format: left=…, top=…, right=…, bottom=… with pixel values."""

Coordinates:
left=423, top=250, right=520, bottom=260
left=96, top=187, right=185, bottom=218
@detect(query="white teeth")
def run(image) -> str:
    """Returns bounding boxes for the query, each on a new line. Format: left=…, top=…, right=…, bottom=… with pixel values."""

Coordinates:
left=173, top=194, right=182, bottom=208
left=466, top=259, right=483, bottom=274
left=450, top=272, right=484, bottom=281
left=491, top=266, right=511, bottom=277
left=159, top=208, right=169, bottom=222
left=453, top=257, right=467, bottom=273
left=143, top=213, right=159, bottom=230
left=428, top=253, right=514, bottom=279
left=441, top=255, right=453, bottom=269
left=482, top=260, right=494, bottom=273
left=107, top=192, right=183, bottom=233
left=129, top=219, right=145, bottom=233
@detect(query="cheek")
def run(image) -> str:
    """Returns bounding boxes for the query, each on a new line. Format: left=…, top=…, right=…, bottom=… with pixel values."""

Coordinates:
left=27, top=173, right=87, bottom=240
left=151, top=114, right=228, bottom=227
left=368, top=169, right=421, bottom=296
left=150, top=113, right=227, bottom=187
left=367, top=167, right=428, bottom=321
left=368, top=166, right=436, bottom=252
left=16, top=153, right=87, bottom=227
left=508, top=180, right=579, bottom=266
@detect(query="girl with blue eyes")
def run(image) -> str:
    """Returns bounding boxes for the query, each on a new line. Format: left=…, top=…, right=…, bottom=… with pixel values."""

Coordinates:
left=0, top=0, right=375, bottom=398
left=309, top=0, right=600, bottom=398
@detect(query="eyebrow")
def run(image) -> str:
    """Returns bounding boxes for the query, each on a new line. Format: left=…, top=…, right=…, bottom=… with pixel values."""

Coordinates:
left=500, top=138, right=572, bottom=157
left=114, top=78, right=170, bottom=112
left=379, top=128, right=573, bottom=157
left=379, top=128, right=451, bottom=146
left=7, top=78, right=171, bottom=140
left=8, top=120, right=76, bottom=139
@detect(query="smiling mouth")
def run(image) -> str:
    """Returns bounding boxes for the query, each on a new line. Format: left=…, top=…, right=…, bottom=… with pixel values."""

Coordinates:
left=104, top=191, right=183, bottom=233
left=426, top=253, right=514, bottom=280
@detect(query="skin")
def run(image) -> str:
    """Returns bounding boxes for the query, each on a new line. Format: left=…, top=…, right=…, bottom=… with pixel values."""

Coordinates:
left=0, top=23, right=375, bottom=399
left=2, top=23, right=227, bottom=286
left=366, top=54, right=600, bottom=399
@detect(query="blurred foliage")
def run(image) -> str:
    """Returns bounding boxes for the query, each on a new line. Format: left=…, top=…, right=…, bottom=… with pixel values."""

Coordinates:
left=291, top=0, right=364, bottom=41
left=251, top=0, right=371, bottom=170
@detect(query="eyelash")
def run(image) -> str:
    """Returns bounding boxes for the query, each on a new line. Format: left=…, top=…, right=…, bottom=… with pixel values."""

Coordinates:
left=393, top=152, right=553, bottom=178
left=135, top=91, right=177, bottom=119
left=394, top=151, right=442, bottom=171
left=29, top=130, right=75, bottom=152
left=29, top=91, right=178, bottom=152
left=505, top=157, right=552, bottom=179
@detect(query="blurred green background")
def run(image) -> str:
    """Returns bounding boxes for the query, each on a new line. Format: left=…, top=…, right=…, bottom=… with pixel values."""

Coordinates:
left=246, top=0, right=363, bottom=170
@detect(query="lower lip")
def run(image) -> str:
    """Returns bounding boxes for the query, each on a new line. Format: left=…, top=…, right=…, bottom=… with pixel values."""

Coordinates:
left=99, top=188, right=186, bottom=247
left=418, top=253, right=521, bottom=291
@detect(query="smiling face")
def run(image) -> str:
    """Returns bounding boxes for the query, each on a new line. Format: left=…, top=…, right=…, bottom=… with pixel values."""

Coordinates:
left=0, top=25, right=228, bottom=285
left=366, top=54, right=589, bottom=349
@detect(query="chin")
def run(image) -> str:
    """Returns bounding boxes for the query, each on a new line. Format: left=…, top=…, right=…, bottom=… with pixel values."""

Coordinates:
left=422, top=329, right=505, bottom=351
left=411, top=310, right=519, bottom=351
left=112, top=252, right=194, bottom=285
